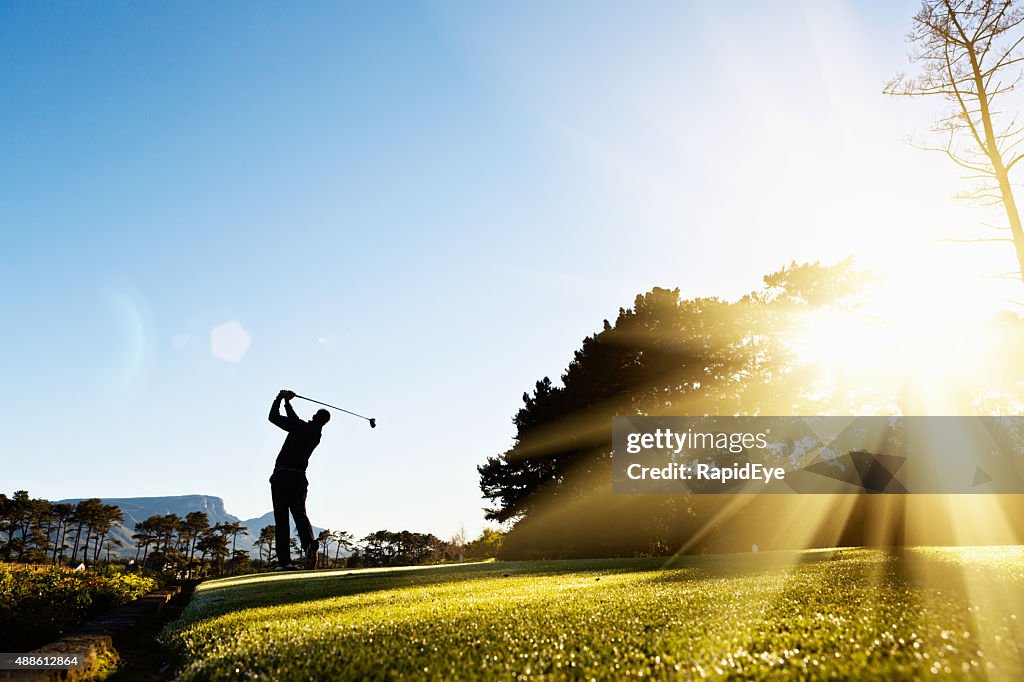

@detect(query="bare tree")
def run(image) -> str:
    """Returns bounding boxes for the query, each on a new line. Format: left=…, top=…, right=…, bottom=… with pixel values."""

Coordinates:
left=886, top=0, right=1024, bottom=285
left=449, top=524, right=467, bottom=562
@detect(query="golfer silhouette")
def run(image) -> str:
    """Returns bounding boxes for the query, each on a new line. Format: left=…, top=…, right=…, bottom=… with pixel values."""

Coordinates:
left=268, top=389, right=330, bottom=570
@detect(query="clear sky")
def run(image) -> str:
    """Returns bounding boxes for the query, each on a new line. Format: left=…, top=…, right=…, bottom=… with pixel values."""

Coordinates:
left=2, top=1, right=1018, bottom=539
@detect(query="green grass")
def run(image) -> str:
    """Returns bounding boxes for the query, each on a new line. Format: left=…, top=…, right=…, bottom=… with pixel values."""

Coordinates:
left=161, top=547, right=1024, bottom=680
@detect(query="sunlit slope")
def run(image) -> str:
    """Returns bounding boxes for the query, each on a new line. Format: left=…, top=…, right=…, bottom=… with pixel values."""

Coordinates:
left=162, top=549, right=1024, bottom=680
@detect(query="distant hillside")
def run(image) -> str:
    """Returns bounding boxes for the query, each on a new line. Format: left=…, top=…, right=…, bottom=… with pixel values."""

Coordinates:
left=54, top=495, right=330, bottom=558
left=58, top=494, right=241, bottom=529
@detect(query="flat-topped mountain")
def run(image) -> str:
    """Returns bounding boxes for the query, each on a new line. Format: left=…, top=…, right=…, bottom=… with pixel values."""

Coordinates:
left=54, top=494, right=328, bottom=558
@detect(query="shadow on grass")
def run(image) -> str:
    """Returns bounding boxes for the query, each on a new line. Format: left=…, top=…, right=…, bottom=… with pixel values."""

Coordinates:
left=175, top=550, right=869, bottom=631
left=182, top=559, right=667, bottom=619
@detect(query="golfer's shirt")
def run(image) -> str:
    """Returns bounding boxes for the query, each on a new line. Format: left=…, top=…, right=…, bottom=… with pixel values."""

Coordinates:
left=269, top=401, right=323, bottom=474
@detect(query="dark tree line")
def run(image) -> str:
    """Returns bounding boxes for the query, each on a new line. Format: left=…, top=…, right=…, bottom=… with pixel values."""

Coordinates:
left=355, top=530, right=447, bottom=567
left=0, top=491, right=250, bottom=577
left=249, top=526, right=503, bottom=569
left=0, top=491, right=123, bottom=565
left=351, top=528, right=505, bottom=566
left=2, top=489, right=505, bottom=574
left=132, top=512, right=251, bottom=577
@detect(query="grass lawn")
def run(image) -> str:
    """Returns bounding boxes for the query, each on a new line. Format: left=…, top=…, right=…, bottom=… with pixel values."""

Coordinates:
left=161, top=547, right=1024, bottom=680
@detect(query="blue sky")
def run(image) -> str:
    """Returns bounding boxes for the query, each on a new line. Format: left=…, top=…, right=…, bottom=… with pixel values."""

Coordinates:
left=2, top=1, right=1016, bottom=539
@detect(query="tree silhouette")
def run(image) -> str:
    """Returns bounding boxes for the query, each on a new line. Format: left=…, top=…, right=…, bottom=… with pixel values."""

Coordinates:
left=218, top=521, right=248, bottom=556
left=180, top=511, right=209, bottom=577
left=359, top=530, right=446, bottom=566
left=255, top=525, right=276, bottom=563
left=89, top=505, right=123, bottom=564
left=198, top=528, right=230, bottom=575
left=133, top=518, right=157, bottom=564
left=69, top=499, right=104, bottom=566
left=332, top=530, right=354, bottom=565
left=145, top=513, right=182, bottom=570
left=316, top=529, right=333, bottom=565
left=478, top=262, right=876, bottom=557
left=49, top=503, right=74, bottom=565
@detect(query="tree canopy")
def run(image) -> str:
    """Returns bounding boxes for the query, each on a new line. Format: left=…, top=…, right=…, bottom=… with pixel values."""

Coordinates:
left=478, top=261, right=865, bottom=526
left=478, top=261, right=1024, bottom=558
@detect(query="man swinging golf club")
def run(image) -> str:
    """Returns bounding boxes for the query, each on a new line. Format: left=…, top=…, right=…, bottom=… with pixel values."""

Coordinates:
left=268, top=389, right=330, bottom=570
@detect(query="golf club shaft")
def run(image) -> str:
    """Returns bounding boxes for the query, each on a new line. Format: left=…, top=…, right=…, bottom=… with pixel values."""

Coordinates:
left=294, top=394, right=372, bottom=422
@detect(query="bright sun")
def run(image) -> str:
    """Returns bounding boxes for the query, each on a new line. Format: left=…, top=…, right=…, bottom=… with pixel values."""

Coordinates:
left=789, top=263, right=1001, bottom=414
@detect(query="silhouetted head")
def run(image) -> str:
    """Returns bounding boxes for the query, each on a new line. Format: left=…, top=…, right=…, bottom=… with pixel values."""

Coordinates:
left=312, top=409, right=331, bottom=426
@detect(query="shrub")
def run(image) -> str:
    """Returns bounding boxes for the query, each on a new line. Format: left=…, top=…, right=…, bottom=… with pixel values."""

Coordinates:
left=0, top=563, right=157, bottom=650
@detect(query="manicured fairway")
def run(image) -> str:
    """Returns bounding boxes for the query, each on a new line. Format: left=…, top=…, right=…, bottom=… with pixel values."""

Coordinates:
left=161, top=547, right=1024, bottom=680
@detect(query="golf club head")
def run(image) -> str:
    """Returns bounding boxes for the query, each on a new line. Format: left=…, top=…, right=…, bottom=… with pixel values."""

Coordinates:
left=369, top=418, right=376, bottom=429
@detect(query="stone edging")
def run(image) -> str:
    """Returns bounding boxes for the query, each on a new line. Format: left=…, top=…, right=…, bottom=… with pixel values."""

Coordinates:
left=2, top=587, right=182, bottom=681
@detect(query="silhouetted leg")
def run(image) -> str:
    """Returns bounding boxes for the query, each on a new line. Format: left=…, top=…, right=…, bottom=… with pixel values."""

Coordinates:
left=289, top=480, right=315, bottom=550
left=271, top=478, right=292, bottom=566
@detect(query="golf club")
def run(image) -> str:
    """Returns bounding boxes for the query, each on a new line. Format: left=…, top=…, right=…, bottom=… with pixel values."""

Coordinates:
left=294, top=394, right=376, bottom=428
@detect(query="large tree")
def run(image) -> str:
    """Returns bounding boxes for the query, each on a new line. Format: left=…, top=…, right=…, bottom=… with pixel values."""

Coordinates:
left=69, top=498, right=104, bottom=565
left=477, top=262, right=888, bottom=558
left=133, top=518, right=157, bottom=564
left=218, top=521, right=248, bottom=556
left=49, top=503, right=74, bottom=565
left=255, top=525, right=276, bottom=563
left=332, top=530, right=354, bottom=565
left=180, top=511, right=210, bottom=572
left=886, top=0, right=1024, bottom=285
left=478, top=262, right=865, bottom=527
left=89, top=504, right=124, bottom=564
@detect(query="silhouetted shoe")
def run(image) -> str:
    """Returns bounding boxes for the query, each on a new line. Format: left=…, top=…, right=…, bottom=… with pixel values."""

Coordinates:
left=304, top=542, right=319, bottom=570
left=275, top=564, right=299, bottom=572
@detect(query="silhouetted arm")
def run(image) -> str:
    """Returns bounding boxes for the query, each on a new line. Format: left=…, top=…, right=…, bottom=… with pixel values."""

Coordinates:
left=284, top=399, right=300, bottom=422
left=269, top=395, right=293, bottom=431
